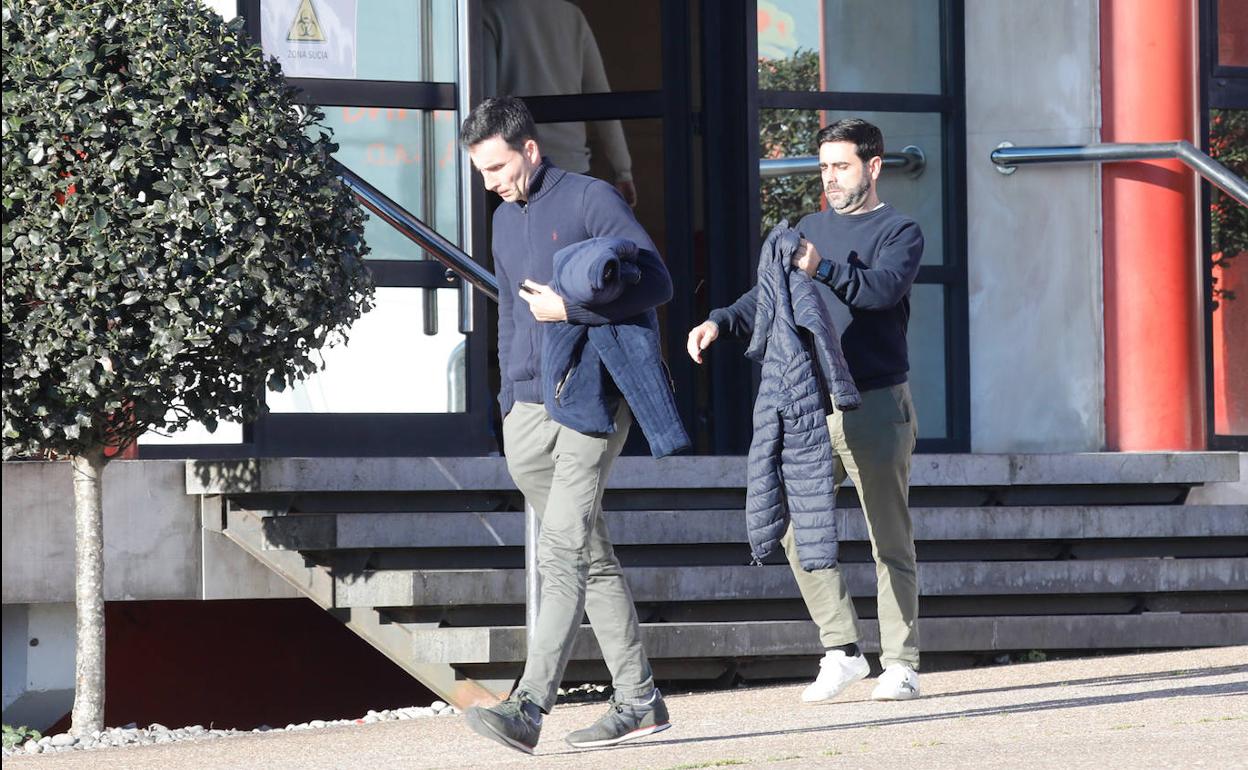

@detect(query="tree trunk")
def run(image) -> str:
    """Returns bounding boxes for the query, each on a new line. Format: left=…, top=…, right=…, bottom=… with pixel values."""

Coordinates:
left=70, top=446, right=108, bottom=736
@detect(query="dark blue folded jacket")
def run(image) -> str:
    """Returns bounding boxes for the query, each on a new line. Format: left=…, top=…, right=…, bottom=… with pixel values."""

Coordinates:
left=544, top=238, right=691, bottom=458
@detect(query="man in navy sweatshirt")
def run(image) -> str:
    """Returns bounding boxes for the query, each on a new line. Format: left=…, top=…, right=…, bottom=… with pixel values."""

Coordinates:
left=459, top=97, right=672, bottom=754
left=688, top=118, right=924, bottom=704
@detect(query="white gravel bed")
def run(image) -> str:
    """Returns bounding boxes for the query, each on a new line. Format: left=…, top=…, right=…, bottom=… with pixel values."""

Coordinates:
left=2, top=701, right=458, bottom=757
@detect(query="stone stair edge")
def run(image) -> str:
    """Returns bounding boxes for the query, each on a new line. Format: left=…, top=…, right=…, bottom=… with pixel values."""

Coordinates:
left=185, top=452, right=1242, bottom=494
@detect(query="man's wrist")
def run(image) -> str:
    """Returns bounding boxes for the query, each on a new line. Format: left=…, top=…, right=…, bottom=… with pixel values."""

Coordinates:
left=814, top=258, right=834, bottom=283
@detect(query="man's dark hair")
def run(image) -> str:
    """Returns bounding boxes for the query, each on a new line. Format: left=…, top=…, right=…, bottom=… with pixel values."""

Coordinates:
left=459, top=96, right=536, bottom=151
left=815, top=118, right=884, bottom=163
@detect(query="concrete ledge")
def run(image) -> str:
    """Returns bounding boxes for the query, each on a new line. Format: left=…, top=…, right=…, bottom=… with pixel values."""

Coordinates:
left=186, top=452, right=1241, bottom=494
left=338, top=559, right=1247, bottom=608
left=254, top=505, right=1248, bottom=550
left=406, top=613, right=1248, bottom=663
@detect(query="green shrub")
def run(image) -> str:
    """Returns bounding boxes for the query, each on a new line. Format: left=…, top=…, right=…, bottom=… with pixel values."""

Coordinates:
left=2, top=724, right=42, bottom=750
left=2, top=0, right=374, bottom=456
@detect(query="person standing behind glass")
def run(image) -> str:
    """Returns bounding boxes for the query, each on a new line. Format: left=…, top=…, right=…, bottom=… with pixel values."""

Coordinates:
left=482, top=0, right=637, bottom=206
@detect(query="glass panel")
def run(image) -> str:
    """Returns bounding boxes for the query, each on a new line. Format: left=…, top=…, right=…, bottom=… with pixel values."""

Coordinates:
left=758, top=0, right=942, bottom=94
left=907, top=283, right=947, bottom=439
left=267, top=287, right=466, bottom=413
left=319, top=107, right=461, bottom=259
left=527, top=118, right=666, bottom=257
left=1217, top=0, right=1248, bottom=67
left=481, top=0, right=662, bottom=97
left=138, top=417, right=243, bottom=446
left=262, top=0, right=457, bottom=81
left=1210, top=108, right=1248, bottom=436
left=758, top=110, right=944, bottom=264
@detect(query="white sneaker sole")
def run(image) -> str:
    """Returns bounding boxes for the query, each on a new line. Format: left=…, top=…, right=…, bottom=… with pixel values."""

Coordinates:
left=801, top=666, right=870, bottom=703
left=871, top=687, right=920, bottom=701
left=565, top=721, right=671, bottom=749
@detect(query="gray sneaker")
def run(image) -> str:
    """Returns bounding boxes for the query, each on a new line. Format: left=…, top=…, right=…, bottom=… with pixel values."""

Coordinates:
left=463, top=692, right=543, bottom=754
left=565, top=690, right=671, bottom=749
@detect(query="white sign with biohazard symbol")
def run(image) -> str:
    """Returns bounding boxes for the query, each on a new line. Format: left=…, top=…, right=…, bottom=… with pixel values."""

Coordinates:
left=262, top=0, right=357, bottom=79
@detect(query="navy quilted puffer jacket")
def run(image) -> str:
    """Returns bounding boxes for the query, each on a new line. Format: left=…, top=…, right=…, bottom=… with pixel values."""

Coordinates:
left=744, top=222, right=861, bottom=570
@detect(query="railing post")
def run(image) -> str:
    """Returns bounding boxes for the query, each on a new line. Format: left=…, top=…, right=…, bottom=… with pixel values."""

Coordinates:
left=524, top=499, right=540, bottom=651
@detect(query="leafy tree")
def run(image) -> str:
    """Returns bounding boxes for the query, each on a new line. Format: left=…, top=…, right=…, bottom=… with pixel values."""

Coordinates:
left=2, top=0, right=373, bottom=734
left=758, top=49, right=823, bottom=230
left=1209, top=109, right=1247, bottom=308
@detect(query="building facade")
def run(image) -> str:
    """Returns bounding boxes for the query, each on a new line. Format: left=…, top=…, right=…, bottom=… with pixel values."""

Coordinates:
left=4, top=0, right=1246, bottom=732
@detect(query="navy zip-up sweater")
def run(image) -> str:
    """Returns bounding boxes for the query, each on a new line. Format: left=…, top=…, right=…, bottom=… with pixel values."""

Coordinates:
left=710, top=204, right=924, bottom=392
left=492, top=159, right=673, bottom=417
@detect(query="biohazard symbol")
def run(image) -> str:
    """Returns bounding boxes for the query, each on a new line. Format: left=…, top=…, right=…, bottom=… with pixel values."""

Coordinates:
left=287, top=0, right=326, bottom=42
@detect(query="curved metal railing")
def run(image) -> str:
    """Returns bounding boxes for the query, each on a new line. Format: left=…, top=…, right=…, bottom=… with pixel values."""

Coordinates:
left=760, top=145, right=927, bottom=180
left=331, top=159, right=500, bottom=302
left=990, top=141, right=1248, bottom=207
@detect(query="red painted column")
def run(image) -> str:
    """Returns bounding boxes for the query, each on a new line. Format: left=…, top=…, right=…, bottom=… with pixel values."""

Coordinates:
left=1101, top=0, right=1204, bottom=450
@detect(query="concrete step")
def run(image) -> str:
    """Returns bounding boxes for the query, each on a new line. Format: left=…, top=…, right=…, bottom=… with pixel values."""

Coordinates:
left=187, top=452, right=1241, bottom=494
left=334, top=558, right=1248, bottom=608
left=250, top=505, right=1248, bottom=551
left=402, top=613, right=1248, bottom=664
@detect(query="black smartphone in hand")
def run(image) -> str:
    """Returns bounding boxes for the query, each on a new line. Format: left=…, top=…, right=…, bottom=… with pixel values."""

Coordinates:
left=518, top=281, right=537, bottom=294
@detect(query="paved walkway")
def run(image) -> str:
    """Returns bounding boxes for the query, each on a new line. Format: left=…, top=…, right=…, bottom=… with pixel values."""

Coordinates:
left=9, top=647, right=1247, bottom=769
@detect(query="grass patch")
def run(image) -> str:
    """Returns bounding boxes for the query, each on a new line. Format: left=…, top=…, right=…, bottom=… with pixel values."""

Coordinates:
left=1110, top=723, right=1144, bottom=731
left=663, top=761, right=750, bottom=769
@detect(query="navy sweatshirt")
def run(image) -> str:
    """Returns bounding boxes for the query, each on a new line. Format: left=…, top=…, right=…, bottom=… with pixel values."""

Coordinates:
left=709, top=204, right=924, bottom=392
left=492, top=159, right=673, bottom=416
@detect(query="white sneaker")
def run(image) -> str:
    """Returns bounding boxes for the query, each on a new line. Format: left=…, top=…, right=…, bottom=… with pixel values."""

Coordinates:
left=801, top=650, right=870, bottom=703
left=871, top=664, right=920, bottom=700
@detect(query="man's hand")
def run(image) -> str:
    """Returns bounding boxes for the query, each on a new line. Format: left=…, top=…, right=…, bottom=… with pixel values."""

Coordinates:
left=615, top=179, right=638, bottom=207
left=518, top=280, right=567, bottom=322
left=792, top=238, right=821, bottom=277
left=686, top=320, right=719, bottom=364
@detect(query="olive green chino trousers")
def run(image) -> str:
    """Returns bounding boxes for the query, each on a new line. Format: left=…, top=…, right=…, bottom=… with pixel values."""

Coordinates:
left=504, top=401, right=655, bottom=712
left=780, top=382, right=921, bottom=670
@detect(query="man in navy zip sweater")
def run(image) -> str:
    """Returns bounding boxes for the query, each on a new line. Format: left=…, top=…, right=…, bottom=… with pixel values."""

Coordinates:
left=459, top=97, right=672, bottom=754
left=689, top=118, right=924, bottom=704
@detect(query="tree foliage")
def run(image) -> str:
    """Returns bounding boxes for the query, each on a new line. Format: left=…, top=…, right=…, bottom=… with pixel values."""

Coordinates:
left=758, top=49, right=823, bottom=231
left=1, top=0, right=374, bottom=457
left=1209, top=108, right=1247, bottom=307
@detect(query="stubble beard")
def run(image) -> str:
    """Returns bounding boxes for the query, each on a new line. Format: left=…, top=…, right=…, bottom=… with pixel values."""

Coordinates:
left=826, top=175, right=870, bottom=214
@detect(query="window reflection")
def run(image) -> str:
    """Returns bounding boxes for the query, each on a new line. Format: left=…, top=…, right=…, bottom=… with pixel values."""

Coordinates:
left=757, top=0, right=942, bottom=94
left=1210, top=108, right=1248, bottom=435
left=758, top=110, right=944, bottom=265
left=320, top=108, right=461, bottom=259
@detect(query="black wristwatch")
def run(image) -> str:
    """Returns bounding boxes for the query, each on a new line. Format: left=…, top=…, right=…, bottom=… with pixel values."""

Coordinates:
left=814, top=258, right=834, bottom=284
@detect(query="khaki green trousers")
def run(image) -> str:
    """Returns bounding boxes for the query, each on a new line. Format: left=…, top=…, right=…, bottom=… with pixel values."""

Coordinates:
left=504, top=401, right=654, bottom=712
left=780, top=382, right=920, bottom=669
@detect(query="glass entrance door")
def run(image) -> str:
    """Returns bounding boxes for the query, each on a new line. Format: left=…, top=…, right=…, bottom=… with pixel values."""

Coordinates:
left=144, top=0, right=496, bottom=457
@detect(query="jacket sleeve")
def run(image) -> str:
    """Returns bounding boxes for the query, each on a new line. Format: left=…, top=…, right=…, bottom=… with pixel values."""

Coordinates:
left=708, top=285, right=759, bottom=338
left=817, top=220, right=924, bottom=310
left=492, top=227, right=515, bottom=415
left=563, top=181, right=672, bottom=325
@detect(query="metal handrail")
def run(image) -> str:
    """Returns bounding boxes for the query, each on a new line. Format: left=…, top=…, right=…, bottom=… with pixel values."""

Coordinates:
left=760, top=145, right=927, bottom=179
left=332, top=159, right=500, bottom=302
left=991, top=141, right=1248, bottom=207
